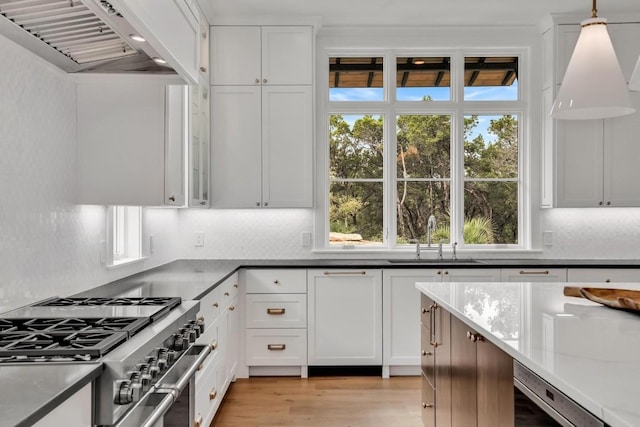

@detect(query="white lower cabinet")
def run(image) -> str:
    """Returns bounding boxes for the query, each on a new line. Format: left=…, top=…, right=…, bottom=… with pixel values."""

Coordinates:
left=307, top=269, right=383, bottom=366
left=245, top=269, right=308, bottom=376
left=382, top=269, right=440, bottom=377
left=567, top=268, right=640, bottom=283
left=501, top=268, right=567, bottom=282
left=33, top=383, right=92, bottom=427
left=194, top=272, right=239, bottom=427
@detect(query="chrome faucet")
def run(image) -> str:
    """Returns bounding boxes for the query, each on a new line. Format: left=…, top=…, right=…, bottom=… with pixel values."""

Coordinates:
left=426, top=215, right=437, bottom=248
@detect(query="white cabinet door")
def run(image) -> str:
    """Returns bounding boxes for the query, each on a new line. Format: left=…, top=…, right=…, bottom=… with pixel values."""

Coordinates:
left=77, top=77, right=185, bottom=206
left=261, top=26, right=313, bottom=85
left=307, top=269, right=382, bottom=365
left=555, top=119, right=604, bottom=208
left=567, top=268, right=640, bottom=283
left=501, top=268, right=567, bottom=282
left=262, top=86, right=313, bottom=208
left=226, top=296, right=239, bottom=381
left=211, top=26, right=261, bottom=85
left=211, top=26, right=312, bottom=86
left=211, top=86, right=262, bottom=208
left=605, top=91, right=640, bottom=207
left=382, top=269, right=441, bottom=371
left=443, top=268, right=501, bottom=282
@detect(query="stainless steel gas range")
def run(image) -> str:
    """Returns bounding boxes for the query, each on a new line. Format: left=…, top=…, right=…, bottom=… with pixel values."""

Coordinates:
left=0, top=296, right=210, bottom=426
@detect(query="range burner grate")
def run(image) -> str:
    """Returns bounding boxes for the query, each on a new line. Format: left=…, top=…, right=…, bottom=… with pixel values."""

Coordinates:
left=37, top=296, right=181, bottom=309
left=0, top=330, right=128, bottom=358
left=0, top=317, right=149, bottom=336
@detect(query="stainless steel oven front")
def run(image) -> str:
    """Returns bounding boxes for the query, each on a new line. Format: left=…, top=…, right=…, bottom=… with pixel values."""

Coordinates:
left=113, top=344, right=211, bottom=427
left=513, top=360, right=604, bottom=427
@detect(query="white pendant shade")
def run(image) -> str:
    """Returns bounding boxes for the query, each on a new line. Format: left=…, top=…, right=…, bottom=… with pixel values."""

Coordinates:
left=629, top=55, right=640, bottom=91
left=551, top=17, right=635, bottom=120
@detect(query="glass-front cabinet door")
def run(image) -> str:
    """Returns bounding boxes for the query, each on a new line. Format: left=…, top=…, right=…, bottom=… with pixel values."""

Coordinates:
left=189, top=80, right=210, bottom=207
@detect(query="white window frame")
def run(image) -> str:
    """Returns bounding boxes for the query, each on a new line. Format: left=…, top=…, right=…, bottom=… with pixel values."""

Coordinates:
left=315, top=38, right=532, bottom=254
left=106, top=206, right=143, bottom=267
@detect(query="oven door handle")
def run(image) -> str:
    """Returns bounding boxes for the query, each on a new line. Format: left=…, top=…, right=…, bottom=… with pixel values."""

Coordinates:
left=174, top=344, right=212, bottom=392
left=114, top=391, right=176, bottom=427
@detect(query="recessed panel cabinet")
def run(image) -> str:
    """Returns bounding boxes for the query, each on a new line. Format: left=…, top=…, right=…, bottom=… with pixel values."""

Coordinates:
left=210, top=25, right=313, bottom=209
left=541, top=21, right=640, bottom=207
left=77, top=75, right=185, bottom=206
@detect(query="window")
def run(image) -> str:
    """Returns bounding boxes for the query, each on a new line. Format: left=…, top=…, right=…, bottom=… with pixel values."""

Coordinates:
left=323, top=51, right=524, bottom=250
left=106, top=206, right=142, bottom=266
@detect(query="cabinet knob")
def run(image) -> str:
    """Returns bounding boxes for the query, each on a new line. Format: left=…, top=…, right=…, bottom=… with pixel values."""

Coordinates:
left=263, top=78, right=267, bottom=83
left=200, top=66, right=207, bottom=72
left=421, top=350, right=432, bottom=357
left=467, top=331, right=483, bottom=342
left=437, top=271, right=441, bottom=275
left=599, top=201, right=603, bottom=206
left=443, top=271, right=449, bottom=275
left=209, top=388, right=217, bottom=400
left=210, top=340, right=218, bottom=350
left=255, top=78, right=260, bottom=84
left=194, top=415, right=203, bottom=427
left=213, top=302, right=219, bottom=308
left=234, top=284, right=239, bottom=288
left=605, top=279, right=611, bottom=283
left=264, top=202, right=269, bottom=207
left=229, top=305, right=236, bottom=311
left=169, top=196, right=176, bottom=202
left=274, top=280, right=280, bottom=285
left=607, top=201, right=611, bottom=206
left=256, top=202, right=261, bottom=206
left=422, top=402, right=433, bottom=408
left=200, top=201, right=207, bottom=206
left=224, top=292, right=230, bottom=296
left=421, top=307, right=427, bottom=314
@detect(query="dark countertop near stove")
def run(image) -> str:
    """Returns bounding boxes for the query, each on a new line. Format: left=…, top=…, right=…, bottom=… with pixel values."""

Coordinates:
left=72, top=258, right=640, bottom=301
left=0, top=362, right=103, bottom=427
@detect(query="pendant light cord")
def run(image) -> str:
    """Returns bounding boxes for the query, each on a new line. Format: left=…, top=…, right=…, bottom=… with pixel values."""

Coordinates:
left=592, top=0, right=598, bottom=18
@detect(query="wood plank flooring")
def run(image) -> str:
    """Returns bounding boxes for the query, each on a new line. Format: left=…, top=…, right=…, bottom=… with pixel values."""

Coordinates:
left=211, top=376, right=422, bottom=427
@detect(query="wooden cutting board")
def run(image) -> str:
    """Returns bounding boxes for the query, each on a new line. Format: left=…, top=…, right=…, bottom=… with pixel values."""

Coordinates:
left=563, top=286, right=640, bottom=311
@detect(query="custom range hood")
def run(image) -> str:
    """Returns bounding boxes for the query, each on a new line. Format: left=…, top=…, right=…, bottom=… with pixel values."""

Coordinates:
left=0, top=0, right=176, bottom=73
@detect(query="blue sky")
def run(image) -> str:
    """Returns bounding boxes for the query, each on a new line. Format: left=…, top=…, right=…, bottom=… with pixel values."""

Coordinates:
left=331, top=83, right=518, bottom=145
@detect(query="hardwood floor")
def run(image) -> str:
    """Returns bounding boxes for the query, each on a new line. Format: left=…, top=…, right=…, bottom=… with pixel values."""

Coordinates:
left=211, top=376, right=422, bottom=427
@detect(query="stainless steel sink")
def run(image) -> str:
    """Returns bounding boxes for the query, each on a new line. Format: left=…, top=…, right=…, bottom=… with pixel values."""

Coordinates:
left=387, top=259, right=485, bottom=264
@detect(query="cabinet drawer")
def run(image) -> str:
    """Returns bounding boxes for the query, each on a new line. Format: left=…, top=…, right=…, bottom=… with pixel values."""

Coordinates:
left=198, top=286, right=221, bottom=323
left=245, top=269, right=307, bottom=293
left=195, top=353, right=223, bottom=427
left=246, top=294, right=307, bottom=328
left=421, top=374, right=435, bottom=427
left=220, top=273, right=240, bottom=303
left=421, top=325, right=435, bottom=386
left=421, top=294, right=433, bottom=329
left=246, top=329, right=307, bottom=366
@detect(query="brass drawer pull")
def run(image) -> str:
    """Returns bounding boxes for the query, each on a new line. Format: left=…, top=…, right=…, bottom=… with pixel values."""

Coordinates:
left=210, top=340, right=218, bottom=350
left=267, top=344, right=286, bottom=351
left=323, top=271, right=366, bottom=276
left=209, top=388, right=218, bottom=400
left=267, top=308, right=286, bottom=315
left=224, top=291, right=230, bottom=296
left=519, top=270, right=549, bottom=275
left=229, top=305, right=236, bottom=311
left=213, top=302, right=219, bottom=308
left=194, top=415, right=203, bottom=427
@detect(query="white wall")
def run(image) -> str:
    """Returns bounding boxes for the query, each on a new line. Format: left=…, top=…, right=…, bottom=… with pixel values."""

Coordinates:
left=0, top=35, right=180, bottom=313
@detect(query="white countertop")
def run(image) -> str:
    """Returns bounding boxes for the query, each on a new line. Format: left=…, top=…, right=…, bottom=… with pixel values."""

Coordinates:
left=415, top=281, right=640, bottom=427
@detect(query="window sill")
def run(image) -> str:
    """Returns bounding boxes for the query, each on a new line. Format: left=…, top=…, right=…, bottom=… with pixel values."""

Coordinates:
left=311, top=247, right=543, bottom=256
left=105, top=257, right=148, bottom=270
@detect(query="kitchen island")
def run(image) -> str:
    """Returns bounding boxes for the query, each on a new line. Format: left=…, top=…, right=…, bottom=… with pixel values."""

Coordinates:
left=416, top=281, right=640, bottom=427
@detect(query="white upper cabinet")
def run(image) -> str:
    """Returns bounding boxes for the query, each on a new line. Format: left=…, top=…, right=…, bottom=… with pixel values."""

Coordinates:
left=211, top=26, right=313, bottom=86
left=77, top=75, right=186, bottom=206
left=210, top=25, right=314, bottom=209
left=541, top=20, right=640, bottom=208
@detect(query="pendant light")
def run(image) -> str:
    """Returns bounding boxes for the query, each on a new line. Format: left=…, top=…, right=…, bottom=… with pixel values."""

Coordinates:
left=550, top=0, right=635, bottom=120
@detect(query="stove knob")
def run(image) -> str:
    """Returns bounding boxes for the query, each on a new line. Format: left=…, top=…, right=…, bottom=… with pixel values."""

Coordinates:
left=140, top=373, right=152, bottom=392
left=115, top=380, right=141, bottom=405
left=137, top=363, right=150, bottom=374
left=171, top=333, right=185, bottom=351
left=196, top=316, right=206, bottom=334
left=145, top=356, right=157, bottom=365
left=149, top=365, right=160, bottom=379
left=166, top=350, right=177, bottom=364
left=157, top=358, right=168, bottom=372
left=188, top=328, right=198, bottom=343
